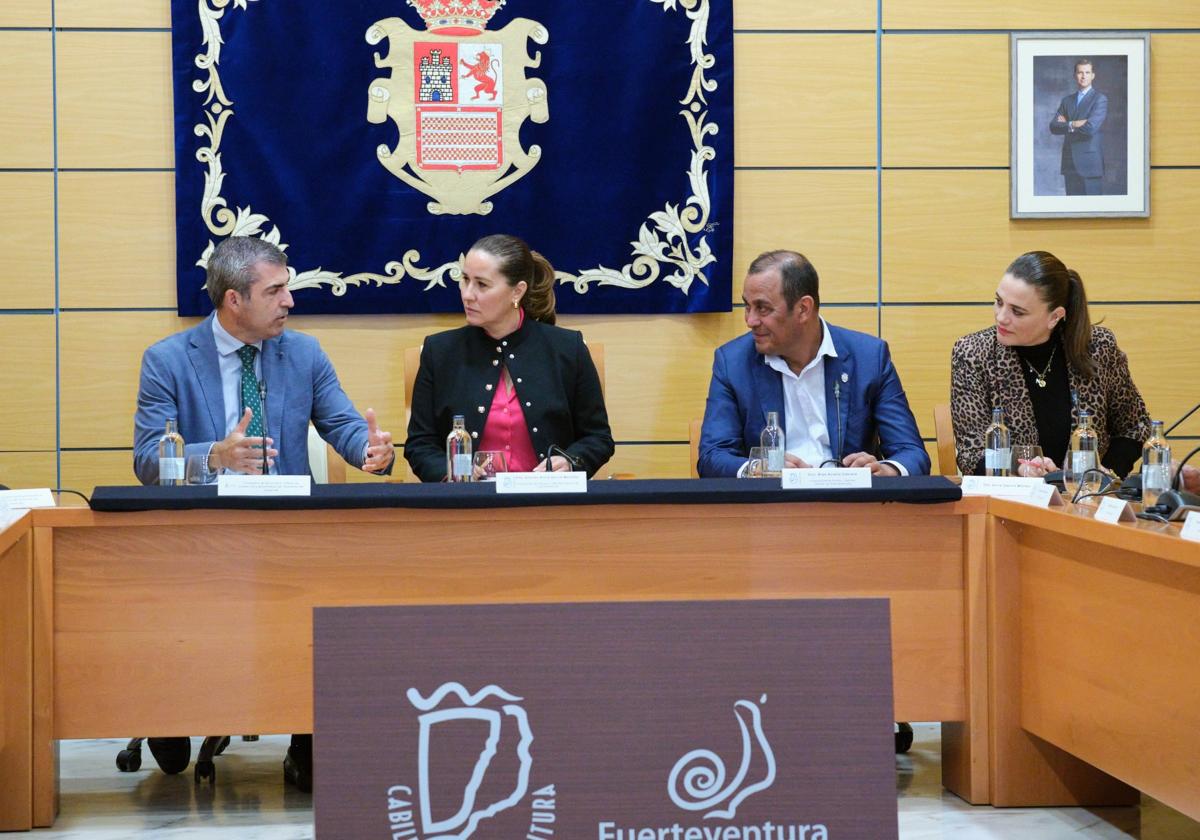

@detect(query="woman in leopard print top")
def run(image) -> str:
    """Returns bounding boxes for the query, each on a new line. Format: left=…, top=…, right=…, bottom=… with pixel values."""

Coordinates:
left=950, top=251, right=1150, bottom=477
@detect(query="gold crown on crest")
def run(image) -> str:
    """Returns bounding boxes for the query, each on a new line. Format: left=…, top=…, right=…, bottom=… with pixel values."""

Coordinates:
left=407, top=0, right=506, bottom=35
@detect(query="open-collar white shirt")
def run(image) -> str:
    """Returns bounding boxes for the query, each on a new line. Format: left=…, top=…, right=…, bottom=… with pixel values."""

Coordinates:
left=763, top=317, right=837, bottom=469
left=751, top=317, right=907, bottom=476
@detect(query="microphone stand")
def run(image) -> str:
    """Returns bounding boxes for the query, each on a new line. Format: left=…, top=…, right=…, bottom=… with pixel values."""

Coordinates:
left=259, top=381, right=269, bottom=476
left=1148, top=443, right=1200, bottom=521
left=1118, top=401, right=1200, bottom=500
left=1166, top=400, right=1200, bottom=436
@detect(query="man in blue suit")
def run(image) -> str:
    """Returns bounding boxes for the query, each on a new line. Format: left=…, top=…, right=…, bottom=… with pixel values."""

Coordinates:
left=1049, top=58, right=1108, bottom=196
left=698, top=250, right=928, bottom=478
left=131, top=236, right=395, bottom=791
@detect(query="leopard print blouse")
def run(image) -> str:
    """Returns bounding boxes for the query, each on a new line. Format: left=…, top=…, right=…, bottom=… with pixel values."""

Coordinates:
left=950, top=325, right=1151, bottom=476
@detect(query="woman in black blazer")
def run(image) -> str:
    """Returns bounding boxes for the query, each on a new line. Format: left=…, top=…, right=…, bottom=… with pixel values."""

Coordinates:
left=405, top=234, right=615, bottom=481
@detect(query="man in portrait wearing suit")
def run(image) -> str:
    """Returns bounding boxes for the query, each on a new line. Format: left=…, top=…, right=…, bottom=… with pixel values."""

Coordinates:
left=132, top=235, right=395, bottom=791
left=1049, top=57, right=1108, bottom=196
left=698, top=250, right=929, bottom=478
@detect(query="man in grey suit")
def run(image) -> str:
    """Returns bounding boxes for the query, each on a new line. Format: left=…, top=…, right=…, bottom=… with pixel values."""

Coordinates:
left=131, top=236, right=395, bottom=791
left=1049, top=58, right=1108, bottom=196
left=134, top=236, right=395, bottom=484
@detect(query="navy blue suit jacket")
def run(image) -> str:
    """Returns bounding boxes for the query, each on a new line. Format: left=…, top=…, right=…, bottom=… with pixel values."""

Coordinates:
left=698, top=324, right=929, bottom=478
left=133, top=314, right=373, bottom=484
left=1049, top=88, right=1107, bottom=178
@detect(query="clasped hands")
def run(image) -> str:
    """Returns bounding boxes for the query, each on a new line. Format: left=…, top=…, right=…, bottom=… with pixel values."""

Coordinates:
left=208, top=407, right=394, bottom=475
left=784, top=452, right=900, bottom=476
left=1016, top=455, right=1057, bottom=477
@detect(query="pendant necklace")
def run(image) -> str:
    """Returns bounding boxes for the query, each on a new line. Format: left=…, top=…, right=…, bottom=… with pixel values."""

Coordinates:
left=1026, top=345, right=1056, bottom=388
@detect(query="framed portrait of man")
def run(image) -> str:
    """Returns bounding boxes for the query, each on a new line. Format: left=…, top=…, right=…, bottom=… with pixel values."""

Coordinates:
left=1011, top=32, right=1149, bottom=218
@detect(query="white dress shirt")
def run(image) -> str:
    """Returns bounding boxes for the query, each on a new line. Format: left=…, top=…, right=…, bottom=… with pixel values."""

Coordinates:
left=212, top=315, right=263, bottom=436
left=742, top=317, right=907, bottom=476
left=763, top=317, right=838, bottom=468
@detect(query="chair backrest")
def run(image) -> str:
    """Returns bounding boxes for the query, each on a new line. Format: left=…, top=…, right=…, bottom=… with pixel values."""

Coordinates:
left=306, top=424, right=346, bottom=484
left=585, top=341, right=605, bottom=397
left=404, top=345, right=422, bottom=415
left=688, top=418, right=702, bottom=479
left=933, top=403, right=957, bottom=476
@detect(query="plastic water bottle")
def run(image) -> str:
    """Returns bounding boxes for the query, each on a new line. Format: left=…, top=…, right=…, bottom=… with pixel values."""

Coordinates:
left=1065, top=410, right=1100, bottom=501
left=158, top=418, right=185, bottom=486
left=760, top=411, right=784, bottom=477
left=1141, top=420, right=1171, bottom=507
left=446, top=415, right=473, bottom=483
left=984, top=407, right=1012, bottom=477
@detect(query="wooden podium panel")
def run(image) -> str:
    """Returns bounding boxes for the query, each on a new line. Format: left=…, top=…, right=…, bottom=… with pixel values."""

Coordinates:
left=46, top=502, right=977, bottom=735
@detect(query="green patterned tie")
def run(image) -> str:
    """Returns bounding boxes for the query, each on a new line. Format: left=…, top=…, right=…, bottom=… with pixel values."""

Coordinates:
left=237, top=345, right=265, bottom=439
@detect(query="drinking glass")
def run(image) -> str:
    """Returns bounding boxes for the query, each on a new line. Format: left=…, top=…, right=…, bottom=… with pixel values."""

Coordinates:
left=1012, top=444, right=1043, bottom=477
left=185, top=454, right=216, bottom=485
left=742, top=447, right=766, bottom=479
left=472, top=451, right=509, bottom=481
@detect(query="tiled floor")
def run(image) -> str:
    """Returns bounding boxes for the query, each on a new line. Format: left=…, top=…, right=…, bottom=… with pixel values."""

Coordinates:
left=27, top=726, right=1200, bottom=838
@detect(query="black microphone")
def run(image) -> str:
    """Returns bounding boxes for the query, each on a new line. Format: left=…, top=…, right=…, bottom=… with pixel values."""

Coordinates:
left=820, top=378, right=848, bottom=468
left=542, top=444, right=580, bottom=472
left=1119, top=405, right=1200, bottom=500
left=834, top=379, right=845, bottom=465
left=1166, top=402, right=1200, bottom=436
left=1148, top=444, right=1200, bottom=521
left=259, top=380, right=269, bottom=476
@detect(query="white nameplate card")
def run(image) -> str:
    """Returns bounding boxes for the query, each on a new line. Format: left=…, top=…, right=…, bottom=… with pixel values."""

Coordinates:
left=1181, top=511, right=1200, bottom=543
left=495, top=472, right=587, bottom=494
left=217, top=475, right=312, bottom=497
left=960, top=476, right=1045, bottom=499
left=1023, top=481, right=1065, bottom=508
left=1094, top=496, right=1136, bottom=524
left=781, top=468, right=872, bottom=490
left=0, top=488, right=57, bottom=510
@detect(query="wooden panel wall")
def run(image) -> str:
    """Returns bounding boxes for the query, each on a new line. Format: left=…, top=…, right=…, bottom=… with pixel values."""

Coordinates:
left=2, top=1, right=1198, bottom=493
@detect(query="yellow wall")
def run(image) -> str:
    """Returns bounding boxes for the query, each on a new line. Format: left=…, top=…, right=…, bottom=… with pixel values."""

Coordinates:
left=2, top=2, right=1198, bottom=492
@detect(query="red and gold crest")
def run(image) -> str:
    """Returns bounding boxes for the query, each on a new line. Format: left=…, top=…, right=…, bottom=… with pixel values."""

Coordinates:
left=367, top=0, right=549, bottom=215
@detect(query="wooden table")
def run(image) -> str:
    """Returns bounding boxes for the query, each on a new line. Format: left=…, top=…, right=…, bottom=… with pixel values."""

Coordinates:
left=0, top=496, right=990, bottom=830
left=987, top=498, right=1200, bottom=820
left=9, top=491, right=1196, bottom=831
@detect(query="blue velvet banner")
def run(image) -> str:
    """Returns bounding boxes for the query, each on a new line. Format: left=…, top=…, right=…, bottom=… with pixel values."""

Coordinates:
left=171, top=0, right=734, bottom=316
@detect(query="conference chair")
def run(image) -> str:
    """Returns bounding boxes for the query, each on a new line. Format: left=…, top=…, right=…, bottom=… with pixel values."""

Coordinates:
left=116, top=735, right=259, bottom=783
left=307, top=423, right=347, bottom=483
left=933, top=404, right=957, bottom=476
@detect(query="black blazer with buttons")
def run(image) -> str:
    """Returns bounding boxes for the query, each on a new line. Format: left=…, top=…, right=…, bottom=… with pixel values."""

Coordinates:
left=405, top=317, right=615, bottom=482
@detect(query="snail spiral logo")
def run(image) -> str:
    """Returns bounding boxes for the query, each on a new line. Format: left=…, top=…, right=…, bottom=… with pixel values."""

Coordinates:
left=667, top=695, right=775, bottom=820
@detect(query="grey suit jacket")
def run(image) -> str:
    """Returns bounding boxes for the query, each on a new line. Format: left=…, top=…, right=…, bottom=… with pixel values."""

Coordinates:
left=133, top=314, right=372, bottom=484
